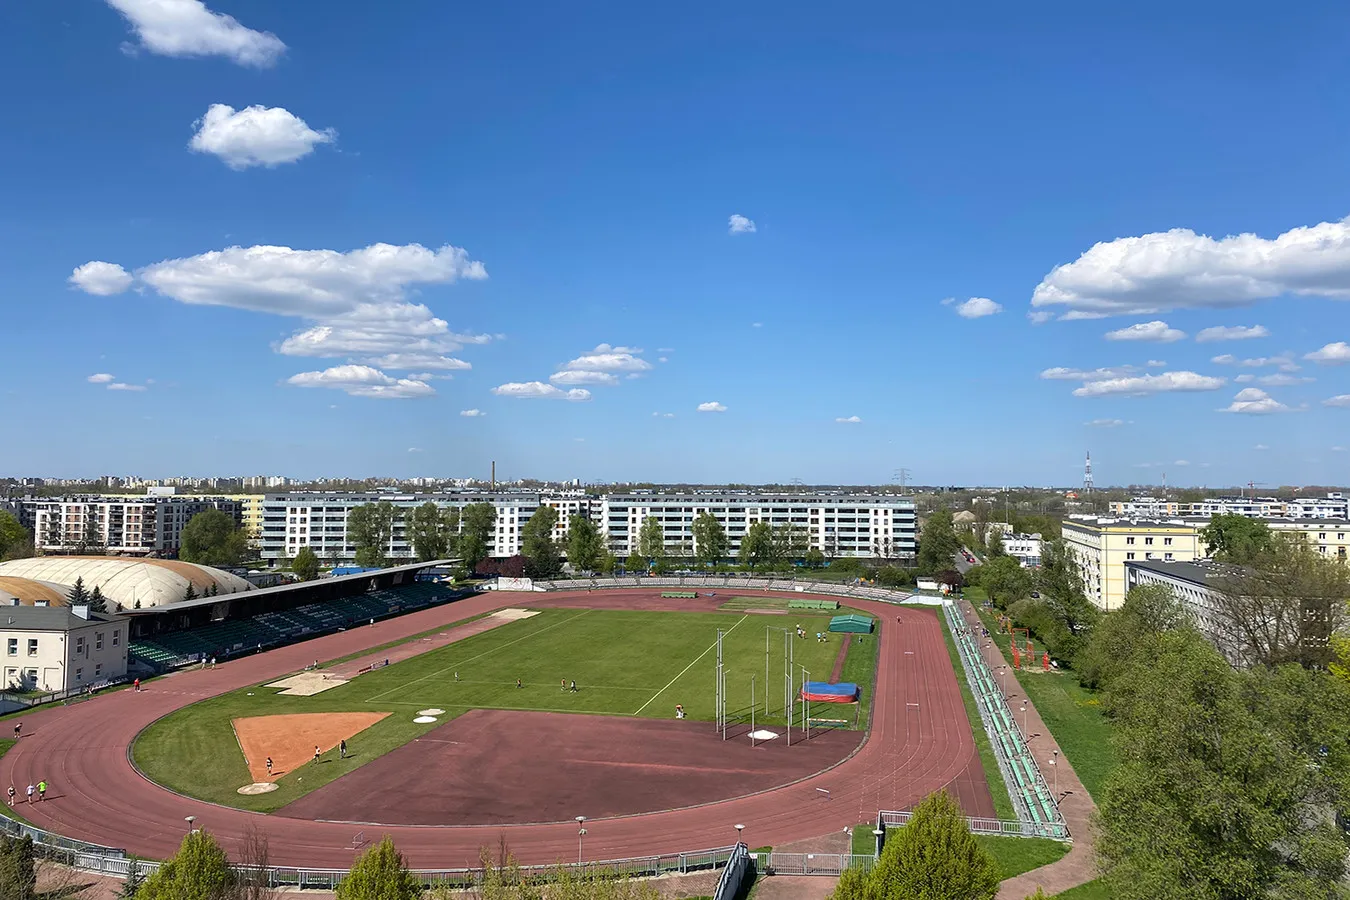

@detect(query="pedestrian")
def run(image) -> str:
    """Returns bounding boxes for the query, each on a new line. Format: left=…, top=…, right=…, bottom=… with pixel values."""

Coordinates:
left=210, top=656, right=217, bottom=668
left=314, top=745, right=321, bottom=762
left=561, top=678, right=567, bottom=692
left=6, top=785, right=13, bottom=806
left=516, top=678, right=523, bottom=689
left=25, top=784, right=33, bottom=804
left=37, top=781, right=45, bottom=802
left=266, top=757, right=273, bottom=776
left=339, top=740, right=347, bottom=759
left=454, top=671, right=459, bottom=681
left=133, top=678, right=140, bottom=692
left=569, top=680, right=577, bottom=693
left=13, top=723, right=20, bottom=738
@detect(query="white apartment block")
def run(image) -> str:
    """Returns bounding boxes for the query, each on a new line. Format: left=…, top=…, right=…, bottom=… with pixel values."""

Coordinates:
left=28, top=496, right=241, bottom=557
left=0, top=604, right=128, bottom=692
left=1110, top=494, right=1349, bottom=520
left=1124, top=559, right=1238, bottom=663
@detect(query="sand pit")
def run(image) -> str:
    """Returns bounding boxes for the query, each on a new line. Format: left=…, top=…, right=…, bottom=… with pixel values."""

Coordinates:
left=237, top=782, right=278, bottom=795
left=231, top=712, right=390, bottom=783
left=491, top=608, right=540, bottom=622
left=265, top=672, right=349, bottom=696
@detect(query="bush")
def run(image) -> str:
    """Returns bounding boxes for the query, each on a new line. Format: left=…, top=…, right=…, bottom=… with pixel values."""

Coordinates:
left=137, top=830, right=234, bottom=900
left=337, top=836, right=421, bottom=900
left=829, top=557, right=865, bottom=575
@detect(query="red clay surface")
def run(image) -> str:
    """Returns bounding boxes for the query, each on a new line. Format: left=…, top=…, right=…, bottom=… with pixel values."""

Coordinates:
left=0, top=589, right=993, bottom=869
left=282, top=709, right=864, bottom=826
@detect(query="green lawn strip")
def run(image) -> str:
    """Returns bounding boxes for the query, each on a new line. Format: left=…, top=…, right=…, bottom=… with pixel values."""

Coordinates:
left=975, top=835, right=1069, bottom=880
left=850, top=823, right=878, bottom=856
left=133, top=608, right=861, bottom=812
left=320, top=609, right=493, bottom=668
left=717, top=597, right=791, bottom=612
left=837, top=629, right=877, bottom=728
left=1054, top=878, right=1114, bottom=899
left=971, top=604, right=1116, bottom=801
left=927, top=607, right=1015, bottom=820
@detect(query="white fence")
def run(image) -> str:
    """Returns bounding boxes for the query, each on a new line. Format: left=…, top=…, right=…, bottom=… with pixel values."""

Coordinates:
left=535, top=575, right=915, bottom=604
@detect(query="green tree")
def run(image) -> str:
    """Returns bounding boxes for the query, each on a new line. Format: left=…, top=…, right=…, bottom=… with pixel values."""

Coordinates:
left=0, top=833, right=36, bottom=900
left=804, top=547, right=826, bottom=569
left=67, top=575, right=90, bottom=607
left=408, top=501, right=453, bottom=562
left=0, top=510, right=30, bottom=561
left=595, top=549, right=617, bottom=575
left=78, top=510, right=105, bottom=555
left=917, top=508, right=963, bottom=575
left=637, top=516, right=665, bottom=561
left=348, top=501, right=397, bottom=568
left=1200, top=513, right=1274, bottom=563
left=457, top=502, right=497, bottom=569
left=691, top=512, right=728, bottom=566
left=520, top=506, right=562, bottom=578
left=183, top=583, right=198, bottom=602
left=738, top=521, right=775, bottom=571
left=336, top=836, right=421, bottom=900
left=137, top=830, right=235, bottom=900
left=832, top=790, right=998, bottom=900
left=179, top=509, right=250, bottom=567
left=986, top=529, right=1006, bottom=558
left=624, top=553, right=646, bottom=573
left=772, top=523, right=808, bottom=562
left=566, top=515, right=604, bottom=571
left=291, top=546, right=321, bottom=581
left=88, top=584, right=108, bottom=614
left=980, top=555, right=1032, bottom=609
left=118, top=855, right=145, bottom=899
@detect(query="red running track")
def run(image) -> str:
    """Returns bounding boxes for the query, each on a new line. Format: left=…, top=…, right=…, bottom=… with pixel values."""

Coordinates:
left=0, top=590, right=991, bottom=869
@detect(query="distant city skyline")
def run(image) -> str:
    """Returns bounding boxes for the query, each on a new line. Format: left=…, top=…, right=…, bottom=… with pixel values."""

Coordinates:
left=3, top=3, right=1348, bottom=483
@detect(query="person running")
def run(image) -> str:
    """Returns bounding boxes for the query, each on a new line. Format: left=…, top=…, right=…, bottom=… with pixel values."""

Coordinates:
left=266, top=757, right=273, bottom=776
left=12, top=723, right=20, bottom=738
left=313, top=745, right=321, bottom=763
left=675, top=704, right=685, bottom=719
left=569, top=680, right=577, bottom=693
left=25, top=784, right=33, bottom=804
left=133, top=678, right=140, bottom=692
left=561, top=678, right=567, bottom=692
left=339, top=740, right=347, bottom=759
left=37, top=781, right=45, bottom=802
left=6, top=785, right=13, bottom=806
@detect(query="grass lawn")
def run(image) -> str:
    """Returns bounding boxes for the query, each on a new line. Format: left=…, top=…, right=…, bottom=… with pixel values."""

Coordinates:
left=877, top=826, right=1067, bottom=880
left=926, top=606, right=1015, bottom=820
left=134, top=608, right=853, bottom=812
left=837, top=629, right=878, bottom=727
left=969, top=601, right=1116, bottom=801
left=717, top=596, right=792, bottom=611
left=1054, top=879, right=1113, bottom=899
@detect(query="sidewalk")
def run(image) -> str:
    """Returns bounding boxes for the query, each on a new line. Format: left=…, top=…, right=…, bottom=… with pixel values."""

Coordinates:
left=955, top=598, right=1100, bottom=899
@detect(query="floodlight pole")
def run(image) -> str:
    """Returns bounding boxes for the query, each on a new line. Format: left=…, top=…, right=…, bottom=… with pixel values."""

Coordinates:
left=751, top=675, right=756, bottom=747
left=801, top=666, right=810, bottom=740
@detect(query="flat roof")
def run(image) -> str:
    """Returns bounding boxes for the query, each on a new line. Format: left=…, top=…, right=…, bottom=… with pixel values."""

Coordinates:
left=0, top=607, right=124, bottom=632
left=1125, top=558, right=1241, bottom=587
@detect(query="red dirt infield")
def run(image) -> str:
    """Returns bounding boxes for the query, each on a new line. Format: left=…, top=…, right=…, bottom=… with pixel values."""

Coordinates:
left=0, top=589, right=994, bottom=868
left=281, top=709, right=865, bottom=826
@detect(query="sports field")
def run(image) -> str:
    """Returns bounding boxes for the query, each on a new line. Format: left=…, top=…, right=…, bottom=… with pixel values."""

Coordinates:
left=134, top=607, right=868, bottom=811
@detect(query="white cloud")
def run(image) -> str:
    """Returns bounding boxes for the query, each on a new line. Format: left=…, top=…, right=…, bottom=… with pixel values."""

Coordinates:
left=491, top=382, right=591, bottom=401
left=460, top=408, right=485, bottom=417
left=550, top=370, right=619, bottom=386
left=286, top=364, right=434, bottom=399
left=189, top=104, right=335, bottom=169
left=1212, top=353, right=1300, bottom=371
left=408, top=447, right=423, bottom=453
left=697, top=401, right=727, bottom=413
left=1040, top=365, right=1139, bottom=381
left=69, top=261, right=133, bottom=295
left=942, top=296, right=1003, bottom=319
left=1254, top=444, right=1270, bottom=450
left=1146, top=360, right=1166, bottom=367
left=1221, top=387, right=1290, bottom=415
left=1254, top=373, right=1313, bottom=386
left=652, top=412, right=675, bottom=418
left=1072, top=371, right=1226, bottom=397
left=106, top=0, right=286, bottom=67
left=1031, top=216, right=1350, bottom=318
left=1195, top=324, right=1269, bottom=343
left=106, top=382, right=147, bottom=392
left=1174, top=460, right=1191, bottom=466
left=1027, top=310, right=1054, bottom=325
left=751, top=322, right=763, bottom=328
left=1211, top=354, right=1237, bottom=364
left=1104, top=320, right=1186, bottom=343
left=657, top=356, right=669, bottom=363
left=1086, top=418, right=1125, bottom=427
left=560, top=344, right=651, bottom=373
left=1234, top=374, right=1255, bottom=383
left=728, top=214, right=756, bottom=234
left=1323, top=394, right=1350, bottom=408
left=363, top=353, right=471, bottom=371
left=835, top=415, right=862, bottom=423
left=86, top=373, right=116, bottom=384
left=1305, top=342, right=1350, bottom=365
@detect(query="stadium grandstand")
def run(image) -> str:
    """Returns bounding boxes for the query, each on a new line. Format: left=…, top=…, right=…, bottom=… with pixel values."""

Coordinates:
left=121, top=560, right=473, bottom=671
left=0, top=557, right=251, bottom=609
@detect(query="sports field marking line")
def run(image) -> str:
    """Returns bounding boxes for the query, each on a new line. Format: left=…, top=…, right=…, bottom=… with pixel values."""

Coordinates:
left=392, top=678, right=655, bottom=692
left=364, top=609, right=593, bottom=703
left=631, top=613, right=749, bottom=717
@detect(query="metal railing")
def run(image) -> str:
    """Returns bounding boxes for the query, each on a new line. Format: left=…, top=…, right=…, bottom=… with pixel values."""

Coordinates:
left=713, top=843, right=753, bottom=900
left=534, top=575, right=916, bottom=604
left=877, top=809, right=1069, bottom=841
left=0, top=675, right=132, bottom=711
left=758, top=852, right=874, bottom=876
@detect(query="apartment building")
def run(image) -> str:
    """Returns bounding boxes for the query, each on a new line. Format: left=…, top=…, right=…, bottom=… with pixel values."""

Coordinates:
left=1110, top=494, right=1348, bottom=520
left=1268, top=519, right=1350, bottom=562
left=1062, top=517, right=1203, bottom=610
left=1124, top=559, right=1239, bottom=663
left=0, top=604, right=128, bottom=692
left=27, top=496, right=241, bottom=557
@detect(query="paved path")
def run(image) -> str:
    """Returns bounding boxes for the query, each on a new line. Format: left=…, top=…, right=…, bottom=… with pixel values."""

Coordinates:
left=0, top=590, right=990, bottom=870
left=955, top=598, right=1100, bottom=899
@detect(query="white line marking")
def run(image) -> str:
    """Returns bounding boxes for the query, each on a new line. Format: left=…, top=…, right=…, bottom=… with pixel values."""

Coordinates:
left=632, top=614, right=749, bottom=716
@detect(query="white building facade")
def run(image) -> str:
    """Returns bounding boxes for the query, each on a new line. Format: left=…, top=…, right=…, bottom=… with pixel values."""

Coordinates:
left=27, top=496, right=240, bottom=557
left=0, top=605, right=128, bottom=692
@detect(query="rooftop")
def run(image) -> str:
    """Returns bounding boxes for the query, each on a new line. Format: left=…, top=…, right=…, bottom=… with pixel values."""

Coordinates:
left=0, top=606, right=123, bottom=632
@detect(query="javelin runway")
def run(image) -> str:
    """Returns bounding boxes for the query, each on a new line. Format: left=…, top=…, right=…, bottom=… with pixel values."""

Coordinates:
left=0, top=589, right=992, bottom=868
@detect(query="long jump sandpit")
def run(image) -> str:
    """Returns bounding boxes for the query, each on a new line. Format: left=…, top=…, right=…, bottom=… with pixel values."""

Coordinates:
left=279, top=709, right=865, bottom=826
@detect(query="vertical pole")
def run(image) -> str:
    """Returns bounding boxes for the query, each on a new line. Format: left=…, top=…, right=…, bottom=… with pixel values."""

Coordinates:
left=765, top=626, right=770, bottom=724
left=751, top=674, right=756, bottom=747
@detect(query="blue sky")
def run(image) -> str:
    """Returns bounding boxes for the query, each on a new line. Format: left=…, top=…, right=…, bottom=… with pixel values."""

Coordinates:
left=4, top=1, right=1350, bottom=486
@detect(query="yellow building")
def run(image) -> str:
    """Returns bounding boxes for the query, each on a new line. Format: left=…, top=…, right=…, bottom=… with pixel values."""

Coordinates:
left=1062, top=518, right=1203, bottom=610
left=1268, top=519, right=1350, bottom=563
left=220, top=494, right=266, bottom=541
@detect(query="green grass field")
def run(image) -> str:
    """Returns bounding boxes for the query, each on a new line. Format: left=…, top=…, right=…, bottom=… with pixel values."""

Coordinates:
left=134, top=607, right=862, bottom=811
left=1054, top=879, right=1113, bottom=899
left=863, top=826, right=1067, bottom=880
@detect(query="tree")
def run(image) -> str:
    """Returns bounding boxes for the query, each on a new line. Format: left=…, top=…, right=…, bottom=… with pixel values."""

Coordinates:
left=624, top=553, right=646, bottom=573
left=180, top=509, right=249, bottom=567
left=691, top=512, right=728, bottom=566
left=119, top=855, right=145, bottom=899
left=408, top=501, right=455, bottom=562
left=595, top=549, right=617, bottom=575
left=772, top=524, right=808, bottom=562
left=804, top=547, right=826, bottom=569
left=458, top=502, right=497, bottom=569
left=566, top=515, right=604, bottom=572
left=137, top=830, right=235, bottom=900
left=917, top=509, right=963, bottom=575
left=1096, top=631, right=1350, bottom=900
left=986, top=529, right=1006, bottom=558
left=0, top=833, right=36, bottom=900
left=1200, top=513, right=1274, bottom=563
left=1073, top=583, right=1191, bottom=691
left=831, top=790, right=998, bottom=900
left=88, top=584, right=108, bottom=614
left=336, top=836, right=421, bottom=900
left=637, top=516, right=665, bottom=561
left=981, top=555, right=1032, bottom=609
left=348, top=502, right=396, bottom=568
left=77, top=509, right=105, bottom=555
left=738, top=522, right=775, bottom=571
left=291, top=546, right=320, bottom=582
left=520, top=506, right=562, bottom=578
left=67, top=575, right=90, bottom=607
left=0, top=511, right=30, bottom=561
left=183, top=583, right=198, bottom=602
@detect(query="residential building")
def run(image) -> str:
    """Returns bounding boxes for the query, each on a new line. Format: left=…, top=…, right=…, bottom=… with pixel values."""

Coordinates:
left=1124, top=559, right=1238, bottom=663
left=1108, top=497, right=1181, bottom=517
left=27, top=495, right=241, bottom=557
left=1268, top=519, right=1350, bottom=562
left=0, top=604, right=128, bottom=692
left=1062, top=517, right=1203, bottom=610
left=1004, top=533, right=1043, bottom=568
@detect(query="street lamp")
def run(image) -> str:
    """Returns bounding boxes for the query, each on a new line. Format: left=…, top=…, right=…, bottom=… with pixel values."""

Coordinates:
left=576, top=816, right=587, bottom=864
left=1020, top=701, right=1029, bottom=736
left=184, top=816, right=196, bottom=834
left=1051, top=750, right=1060, bottom=794
left=734, top=824, right=744, bottom=846
left=872, top=828, right=884, bottom=858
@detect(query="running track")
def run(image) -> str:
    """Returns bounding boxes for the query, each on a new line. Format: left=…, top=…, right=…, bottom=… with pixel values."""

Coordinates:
left=0, top=590, right=989, bottom=869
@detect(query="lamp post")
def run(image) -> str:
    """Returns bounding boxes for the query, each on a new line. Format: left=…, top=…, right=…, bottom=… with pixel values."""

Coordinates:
left=1021, top=701, right=1029, bottom=737
left=872, top=828, right=884, bottom=859
left=184, top=816, right=196, bottom=835
left=576, top=816, right=586, bottom=864
left=1051, top=750, right=1059, bottom=794
left=734, top=824, right=745, bottom=846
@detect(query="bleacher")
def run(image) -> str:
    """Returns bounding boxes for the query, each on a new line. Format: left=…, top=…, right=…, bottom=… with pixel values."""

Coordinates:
left=129, top=580, right=469, bottom=671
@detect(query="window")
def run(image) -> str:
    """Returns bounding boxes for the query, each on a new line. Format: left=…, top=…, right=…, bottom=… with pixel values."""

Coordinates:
left=1165, top=552, right=1174, bottom=561
left=95, top=633, right=104, bottom=650
left=75, top=636, right=85, bottom=653
left=1145, top=537, right=1154, bottom=546
left=1126, top=536, right=1135, bottom=545
left=27, top=639, right=37, bottom=656
left=1164, top=537, right=1173, bottom=546
left=75, top=667, right=83, bottom=682
left=95, top=663, right=102, bottom=677
left=1126, top=552, right=1135, bottom=560
left=5, top=639, right=15, bottom=657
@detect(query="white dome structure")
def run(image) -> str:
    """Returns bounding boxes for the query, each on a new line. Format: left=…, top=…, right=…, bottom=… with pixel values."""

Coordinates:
left=0, top=557, right=251, bottom=610
left=0, top=576, right=70, bottom=606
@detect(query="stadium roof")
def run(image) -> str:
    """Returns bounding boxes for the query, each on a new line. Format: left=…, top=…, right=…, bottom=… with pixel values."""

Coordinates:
left=0, top=576, right=69, bottom=606
left=0, top=557, right=251, bottom=610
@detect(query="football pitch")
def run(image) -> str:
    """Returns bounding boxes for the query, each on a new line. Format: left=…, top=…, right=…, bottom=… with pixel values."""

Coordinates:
left=134, top=607, right=874, bottom=811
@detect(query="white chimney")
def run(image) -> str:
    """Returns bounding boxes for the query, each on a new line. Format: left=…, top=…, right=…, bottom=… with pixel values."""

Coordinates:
left=72, top=605, right=90, bottom=620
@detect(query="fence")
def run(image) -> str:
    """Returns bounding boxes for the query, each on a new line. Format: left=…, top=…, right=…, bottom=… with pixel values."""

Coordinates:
left=712, top=843, right=753, bottom=900
left=534, top=576, right=916, bottom=605
left=0, top=675, right=132, bottom=713
left=758, top=852, right=874, bottom=876
left=876, top=810, right=1069, bottom=842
